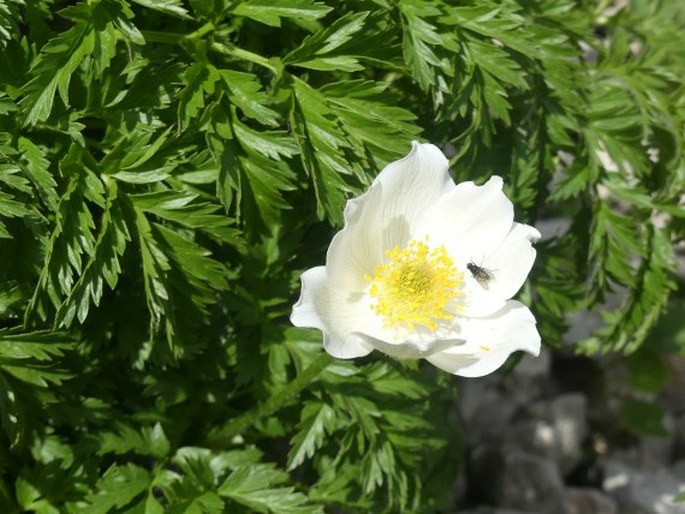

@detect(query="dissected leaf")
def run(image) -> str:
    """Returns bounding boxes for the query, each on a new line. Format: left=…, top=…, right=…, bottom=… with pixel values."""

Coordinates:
left=1, top=1, right=684, bottom=513
left=231, top=0, right=331, bottom=27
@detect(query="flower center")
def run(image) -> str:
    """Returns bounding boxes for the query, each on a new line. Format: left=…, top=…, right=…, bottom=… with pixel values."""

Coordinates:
left=365, top=239, right=463, bottom=331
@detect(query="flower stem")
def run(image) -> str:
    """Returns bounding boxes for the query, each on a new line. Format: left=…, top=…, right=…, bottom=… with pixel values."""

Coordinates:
left=205, top=352, right=334, bottom=448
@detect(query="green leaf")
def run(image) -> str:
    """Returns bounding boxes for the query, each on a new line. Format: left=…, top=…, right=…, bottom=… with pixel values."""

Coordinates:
left=18, top=137, right=58, bottom=210
left=15, top=476, right=41, bottom=511
left=206, top=102, right=298, bottom=232
left=284, top=12, right=369, bottom=72
left=469, top=39, right=527, bottom=89
left=232, top=118, right=299, bottom=161
left=321, top=80, right=421, bottom=167
left=98, top=422, right=170, bottom=459
left=112, top=170, right=170, bottom=184
left=581, top=226, right=677, bottom=353
left=0, top=164, right=30, bottom=195
left=0, top=331, right=76, bottom=446
left=1, top=2, right=683, bottom=512
left=25, top=170, right=99, bottom=323
left=627, top=349, right=667, bottom=393
left=288, top=401, right=336, bottom=470
left=97, top=423, right=147, bottom=456
left=133, top=207, right=171, bottom=339
left=619, top=399, right=669, bottom=438
left=129, top=0, right=189, bottom=18
left=55, top=183, right=129, bottom=327
left=20, top=21, right=95, bottom=125
left=399, top=0, right=446, bottom=91
left=0, top=332, right=75, bottom=362
left=84, top=464, right=152, bottom=514
left=0, top=330, right=75, bottom=387
left=219, top=464, right=322, bottom=514
left=548, top=160, right=596, bottom=201
left=0, top=0, right=22, bottom=48
left=289, top=77, right=354, bottom=223
left=218, top=69, right=279, bottom=126
left=0, top=191, right=32, bottom=218
left=366, top=362, right=428, bottom=400
left=231, top=0, right=331, bottom=28
left=177, top=62, right=219, bottom=131
left=131, top=190, right=242, bottom=246
left=109, top=0, right=145, bottom=45
left=155, top=223, right=229, bottom=292
left=444, top=4, right=538, bottom=57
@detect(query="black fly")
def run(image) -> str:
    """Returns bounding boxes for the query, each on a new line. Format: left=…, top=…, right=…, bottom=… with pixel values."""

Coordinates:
left=467, top=262, right=494, bottom=287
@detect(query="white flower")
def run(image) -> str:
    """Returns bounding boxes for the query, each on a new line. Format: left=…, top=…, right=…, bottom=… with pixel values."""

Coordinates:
left=291, top=142, right=541, bottom=377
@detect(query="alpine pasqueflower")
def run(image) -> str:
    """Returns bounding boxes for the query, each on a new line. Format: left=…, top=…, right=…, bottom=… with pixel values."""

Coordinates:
left=291, top=142, right=541, bottom=377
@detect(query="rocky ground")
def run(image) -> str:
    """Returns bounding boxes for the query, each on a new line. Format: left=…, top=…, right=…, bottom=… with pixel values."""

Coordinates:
left=453, top=350, right=685, bottom=514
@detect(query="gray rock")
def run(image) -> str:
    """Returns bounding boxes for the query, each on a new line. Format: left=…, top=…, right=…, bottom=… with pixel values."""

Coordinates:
left=507, top=394, right=588, bottom=474
left=457, top=326, right=685, bottom=514
left=674, top=415, right=685, bottom=459
left=611, top=413, right=675, bottom=471
left=603, top=458, right=685, bottom=514
left=458, top=375, right=503, bottom=423
left=551, top=394, right=589, bottom=473
left=669, top=460, right=685, bottom=504
left=469, top=446, right=568, bottom=514
left=671, top=459, right=685, bottom=482
left=501, top=351, right=552, bottom=405
left=663, top=356, right=685, bottom=413
left=506, top=509, right=543, bottom=514
left=466, top=396, right=519, bottom=447
left=501, top=351, right=553, bottom=405
left=564, top=487, right=617, bottom=514
left=626, top=468, right=685, bottom=514
left=493, top=510, right=541, bottom=514
left=513, top=350, right=551, bottom=381
left=452, top=460, right=468, bottom=506
left=639, top=430, right=675, bottom=470
left=602, top=458, right=635, bottom=496
left=458, top=509, right=541, bottom=514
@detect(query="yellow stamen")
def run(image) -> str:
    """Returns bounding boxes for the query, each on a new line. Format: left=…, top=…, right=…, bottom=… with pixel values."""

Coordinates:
left=479, top=344, right=491, bottom=352
left=367, top=239, right=463, bottom=331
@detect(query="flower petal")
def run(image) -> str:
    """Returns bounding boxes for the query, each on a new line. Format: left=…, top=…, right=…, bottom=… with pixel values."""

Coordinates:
left=356, top=319, right=466, bottom=360
left=481, top=222, right=541, bottom=301
left=326, top=142, right=454, bottom=291
left=421, top=176, right=514, bottom=267
left=291, top=267, right=374, bottom=359
left=457, top=278, right=507, bottom=317
left=369, top=141, right=454, bottom=238
left=426, top=300, right=540, bottom=377
left=358, top=334, right=465, bottom=360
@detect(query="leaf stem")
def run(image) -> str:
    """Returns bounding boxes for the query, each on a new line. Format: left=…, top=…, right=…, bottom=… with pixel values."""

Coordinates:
left=141, top=23, right=214, bottom=44
left=210, top=42, right=283, bottom=76
left=206, top=352, right=334, bottom=447
left=185, top=22, right=215, bottom=41
left=139, top=30, right=185, bottom=44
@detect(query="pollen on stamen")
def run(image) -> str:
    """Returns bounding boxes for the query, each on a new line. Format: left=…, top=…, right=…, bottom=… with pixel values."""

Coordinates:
left=366, top=239, right=463, bottom=331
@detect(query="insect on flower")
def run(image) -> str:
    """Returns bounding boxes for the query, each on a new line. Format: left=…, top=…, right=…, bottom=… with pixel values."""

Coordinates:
left=467, top=262, right=495, bottom=288
left=291, top=142, right=541, bottom=377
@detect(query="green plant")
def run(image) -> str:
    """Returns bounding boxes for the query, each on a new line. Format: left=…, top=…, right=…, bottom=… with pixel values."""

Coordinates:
left=0, top=0, right=683, bottom=512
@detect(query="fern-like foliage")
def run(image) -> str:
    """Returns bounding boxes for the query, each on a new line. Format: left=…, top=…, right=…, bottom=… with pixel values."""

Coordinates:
left=0, top=0, right=683, bottom=512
